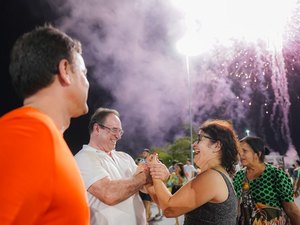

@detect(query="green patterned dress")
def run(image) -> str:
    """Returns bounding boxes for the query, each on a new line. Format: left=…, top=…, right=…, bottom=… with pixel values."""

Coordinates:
left=233, top=163, right=294, bottom=208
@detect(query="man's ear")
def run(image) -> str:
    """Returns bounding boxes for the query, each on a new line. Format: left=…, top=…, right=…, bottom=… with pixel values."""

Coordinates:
left=94, top=123, right=99, bottom=133
left=57, top=59, right=72, bottom=85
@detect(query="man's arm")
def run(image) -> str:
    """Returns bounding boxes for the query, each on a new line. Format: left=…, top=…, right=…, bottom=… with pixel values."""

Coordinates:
left=88, top=171, right=151, bottom=205
left=0, top=117, right=54, bottom=224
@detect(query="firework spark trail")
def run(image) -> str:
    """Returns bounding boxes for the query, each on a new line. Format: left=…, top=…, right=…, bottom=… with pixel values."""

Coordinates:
left=269, top=47, right=292, bottom=144
left=254, top=50, right=272, bottom=139
left=40, top=0, right=300, bottom=153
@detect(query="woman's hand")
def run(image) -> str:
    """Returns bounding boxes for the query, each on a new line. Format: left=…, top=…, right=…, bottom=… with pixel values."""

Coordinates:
left=147, top=153, right=170, bottom=181
left=134, top=163, right=148, bottom=176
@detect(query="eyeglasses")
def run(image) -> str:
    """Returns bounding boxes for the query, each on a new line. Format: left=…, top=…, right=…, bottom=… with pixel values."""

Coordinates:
left=193, top=150, right=200, bottom=155
left=195, top=134, right=215, bottom=144
left=98, top=123, right=124, bottom=136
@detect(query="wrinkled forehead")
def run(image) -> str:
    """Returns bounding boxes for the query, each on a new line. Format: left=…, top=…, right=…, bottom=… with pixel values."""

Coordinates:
left=240, top=141, right=253, bottom=151
left=104, top=113, right=122, bottom=127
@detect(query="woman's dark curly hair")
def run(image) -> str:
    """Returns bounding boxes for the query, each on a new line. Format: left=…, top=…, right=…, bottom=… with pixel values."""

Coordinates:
left=176, top=162, right=186, bottom=178
left=200, top=119, right=240, bottom=177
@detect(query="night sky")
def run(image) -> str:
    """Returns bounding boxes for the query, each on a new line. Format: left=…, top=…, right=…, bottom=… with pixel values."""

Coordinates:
left=0, top=0, right=92, bottom=154
left=1, top=0, right=300, bottom=159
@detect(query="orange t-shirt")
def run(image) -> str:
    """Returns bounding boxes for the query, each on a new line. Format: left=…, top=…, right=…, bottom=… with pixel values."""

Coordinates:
left=0, top=107, right=89, bottom=225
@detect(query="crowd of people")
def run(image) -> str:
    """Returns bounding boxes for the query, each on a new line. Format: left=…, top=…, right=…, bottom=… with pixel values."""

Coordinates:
left=1, top=25, right=300, bottom=225
left=289, top=160, right=300, bottom=198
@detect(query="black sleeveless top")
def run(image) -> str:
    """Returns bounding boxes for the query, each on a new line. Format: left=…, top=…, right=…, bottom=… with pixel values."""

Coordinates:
left=184, top=170, right=237, bottom=225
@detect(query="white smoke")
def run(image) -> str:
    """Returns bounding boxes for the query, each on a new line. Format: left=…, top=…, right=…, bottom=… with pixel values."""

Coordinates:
left=41, top=0, right=299, bottom=154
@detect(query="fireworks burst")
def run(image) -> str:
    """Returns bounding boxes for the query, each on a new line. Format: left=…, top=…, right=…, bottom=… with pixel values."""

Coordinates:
left=173, top=0, right=299, bottom=153
left=52, top=0, right=300, bottom=154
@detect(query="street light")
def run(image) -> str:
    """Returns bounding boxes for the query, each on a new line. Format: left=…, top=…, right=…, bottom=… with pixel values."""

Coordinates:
left=174, top=4, right=215, bottom=167
left=176, top=35, right=211, bottom=168
left=185, top=55, right=194, bottom=166
left=245, top=129, right=250, bottom=136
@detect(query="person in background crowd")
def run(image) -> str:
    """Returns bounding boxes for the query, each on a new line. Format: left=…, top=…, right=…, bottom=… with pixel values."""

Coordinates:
left=169, top=160, right=178, bottom=173
left=184, top=158, right=197, bottom=181
left=288, top=164, right=296, bottom=179
left=167, top=162, right=187, bottom=225
left=147, top=119, right=240, bottom=225
left=233, top=136, right=300, bottom=225
left=293, top=160, right=300, bottom=198
left=0, top=25, right=90, bottom=225
left=139, top=149, right=153, bottom=222
left=139, top=149, right=163, bottom=222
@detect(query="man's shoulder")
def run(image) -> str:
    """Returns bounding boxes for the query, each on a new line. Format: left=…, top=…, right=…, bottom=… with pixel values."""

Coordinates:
left=1, top=107, right=54, bottom=129
left=113, top=150, right=133, bottom=158
left=75, top=145, right=97, bottom=158
left=2, top=106, right=41, bottom=117
left=113, top=151, right=137, bottom=166
left=0, top=107, right=58, bottom=139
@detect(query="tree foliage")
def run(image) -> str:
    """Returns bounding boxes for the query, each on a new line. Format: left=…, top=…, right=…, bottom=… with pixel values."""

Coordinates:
left=151, top=136, right=193, bottom=167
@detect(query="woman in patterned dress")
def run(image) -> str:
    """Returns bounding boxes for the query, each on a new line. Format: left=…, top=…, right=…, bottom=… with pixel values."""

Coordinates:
left=233, top=136, right=300, bottom=225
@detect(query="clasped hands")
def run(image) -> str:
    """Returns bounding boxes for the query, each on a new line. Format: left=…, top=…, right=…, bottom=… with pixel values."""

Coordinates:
left=135, top=153, right=170, bottom=184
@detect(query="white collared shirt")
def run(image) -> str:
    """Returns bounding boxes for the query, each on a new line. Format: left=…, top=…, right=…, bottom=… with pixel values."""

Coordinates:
left=75, top=145, right=146, bottom=225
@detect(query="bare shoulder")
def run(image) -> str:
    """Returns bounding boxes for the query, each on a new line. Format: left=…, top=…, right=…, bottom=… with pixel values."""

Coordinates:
left=190, top=169, right=222, bottom=191
left=193, top=169, right=224, bottom=182
left=192, top=169, right=228, bottom=200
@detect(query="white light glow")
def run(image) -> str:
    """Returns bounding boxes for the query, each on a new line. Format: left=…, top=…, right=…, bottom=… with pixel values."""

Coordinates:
left=171, top=0, right=297, bottom=56
left=245, top=129, right=250, bottom=136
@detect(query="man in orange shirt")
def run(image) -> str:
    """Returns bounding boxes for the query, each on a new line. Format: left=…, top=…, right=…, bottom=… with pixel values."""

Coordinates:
left=0, top=25, right=90, bottom=225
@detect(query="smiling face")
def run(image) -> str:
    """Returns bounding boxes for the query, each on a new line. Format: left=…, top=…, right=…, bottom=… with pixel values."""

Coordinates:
left=192, top=132, right=220, bottom=168
left=95, top=113, right=122, bottom=152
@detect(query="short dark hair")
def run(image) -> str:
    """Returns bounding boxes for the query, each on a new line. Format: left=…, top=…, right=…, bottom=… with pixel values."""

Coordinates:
left=143, top=149, right=150, bottom=153
left=240, top=136, right=269, bottom=163
left=9, top=24, right=82, bottom=99
left=200, top=119, right=240, bottom=177
left=177, top=162, right=186, bottom=178
left=88, top=108, right=120, bottom=134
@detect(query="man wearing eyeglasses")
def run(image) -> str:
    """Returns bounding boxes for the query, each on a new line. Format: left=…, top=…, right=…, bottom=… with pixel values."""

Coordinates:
left=75, top=107, right=154, bottom=225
